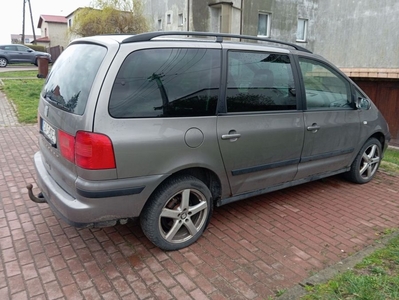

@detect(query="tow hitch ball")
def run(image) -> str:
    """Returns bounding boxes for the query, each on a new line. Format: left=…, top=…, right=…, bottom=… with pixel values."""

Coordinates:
left=26, top=184, right=46, bottom=203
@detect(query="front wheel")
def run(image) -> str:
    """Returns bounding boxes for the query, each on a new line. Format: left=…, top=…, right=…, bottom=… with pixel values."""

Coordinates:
left=345, top=138, right=382, bottom=184
left=140, top=176, right=212, bottom=250
left=0, top=57, right=8, bottom=67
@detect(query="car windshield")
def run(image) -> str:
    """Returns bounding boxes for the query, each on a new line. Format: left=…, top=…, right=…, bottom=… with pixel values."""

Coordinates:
left=42, top=44, right=106, bottom=115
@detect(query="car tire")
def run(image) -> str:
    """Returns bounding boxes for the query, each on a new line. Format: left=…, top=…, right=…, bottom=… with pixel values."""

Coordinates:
left=345, top=138, right=382, bottom=184
left=0, top=57, right=8, bottom=67
left=140, top=175, right=213, bottom=251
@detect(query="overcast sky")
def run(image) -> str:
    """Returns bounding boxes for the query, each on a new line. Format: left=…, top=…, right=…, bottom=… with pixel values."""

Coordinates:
left=0, top=0, right=92, bottom=44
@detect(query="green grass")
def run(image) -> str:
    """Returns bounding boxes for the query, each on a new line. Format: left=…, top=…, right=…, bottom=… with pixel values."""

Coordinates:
left=0, top=70, right=38, bottom=78
left=301, top=235, right=399, bottom=300
left=384, top=148, right=399, bottom=165
left=0, top=79, right=43, bottom=123
left=381, top=148, right=399, bottom=174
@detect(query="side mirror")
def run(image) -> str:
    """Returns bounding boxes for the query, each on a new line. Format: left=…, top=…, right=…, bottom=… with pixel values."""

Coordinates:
left=27, top=49, right=33, bottom=53
left=355, top=97, right=371, bottom=110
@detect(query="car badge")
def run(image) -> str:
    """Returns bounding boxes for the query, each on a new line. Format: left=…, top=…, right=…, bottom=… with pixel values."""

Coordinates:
left=45, top=105, right=49, bottom=117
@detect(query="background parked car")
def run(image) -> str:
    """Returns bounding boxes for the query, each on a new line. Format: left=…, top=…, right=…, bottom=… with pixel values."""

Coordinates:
left=0, top=44, right=51, bottom=67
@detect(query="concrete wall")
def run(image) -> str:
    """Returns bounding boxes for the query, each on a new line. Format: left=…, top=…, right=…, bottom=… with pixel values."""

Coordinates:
left=49, top=23, right=68, bottom=48
left=313, top=0, right=399, bottom=68
left=141, top=0, right=398, bottom=69
left=142, top=0, right=188, bottom=31
left=143, top=0, right=317, bottom=39
left=296, top=0, right=318, bottom=51
left=42, top=23, right=68, bottom=48
left=241, top=0, right=317, bottom=51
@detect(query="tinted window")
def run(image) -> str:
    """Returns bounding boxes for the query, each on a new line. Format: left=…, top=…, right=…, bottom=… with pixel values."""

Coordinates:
left=4, top=46, right=17, bottom=51
left=17, top=45, right=30, bottom=52
left=42, top=44, right=106, bottom=115
left=299, top=57, right=352, bottom=109
left=109, top=48, right=220, bottom=118
left=226, top=51, right=296, bottom=113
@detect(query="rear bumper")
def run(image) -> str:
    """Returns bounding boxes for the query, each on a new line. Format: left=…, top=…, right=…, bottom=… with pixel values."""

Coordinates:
left=32, top=151, right=165, bottom=227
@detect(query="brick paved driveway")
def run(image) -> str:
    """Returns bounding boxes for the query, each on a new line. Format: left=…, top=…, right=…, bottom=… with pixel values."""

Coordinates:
left=1, top=97, right=399, bottom=299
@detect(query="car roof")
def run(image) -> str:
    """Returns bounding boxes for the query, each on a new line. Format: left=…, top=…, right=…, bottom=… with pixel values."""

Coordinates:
left=120, top=31, right=310, bottom=53
left=70, top=31, right=312, bottom=54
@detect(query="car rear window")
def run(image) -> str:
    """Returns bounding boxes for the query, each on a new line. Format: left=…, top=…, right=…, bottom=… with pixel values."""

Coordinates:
left=42, top=44, right=107, bottom=115
left=109, top=48, right=221, bottom=118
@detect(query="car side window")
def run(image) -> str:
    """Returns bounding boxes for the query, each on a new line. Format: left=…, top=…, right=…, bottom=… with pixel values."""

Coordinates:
left=17, top=46, right=29, bottom=52
left=299, top=57, right=352, bottom=109
left=109, top=48, right=221, bottom=118
left=4, top=45, right=17, bottom=51
left=226, top=51, right=296, bottom=113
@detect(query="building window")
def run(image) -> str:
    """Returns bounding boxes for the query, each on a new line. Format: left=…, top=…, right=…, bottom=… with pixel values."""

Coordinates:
left=167, top=14, right=171, bottom=24
left=45, top=28, right=48, bottom=37
left=296, top=18, right=308, bottom=42
left=178, top=13, right=183, bottom=26
left=68, top=19, right=72, bottom=28
left=158, top=19, right=162, bottom=31
left=258, top=13, right=271, bottom=37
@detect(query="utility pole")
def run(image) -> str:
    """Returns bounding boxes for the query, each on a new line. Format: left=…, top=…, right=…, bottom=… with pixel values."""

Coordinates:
left=21, top=0, right=37, bottom=45
left=22, top=0, right=26, bottom=44
left=28, top=0, right=37, bottom=44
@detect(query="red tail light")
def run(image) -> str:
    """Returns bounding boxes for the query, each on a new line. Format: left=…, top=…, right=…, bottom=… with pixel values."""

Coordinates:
left=75, top=131, right=116, bottom=169
left=59, top=130, right=75, bottom=163
left=58, top=130, right=116, bottom=170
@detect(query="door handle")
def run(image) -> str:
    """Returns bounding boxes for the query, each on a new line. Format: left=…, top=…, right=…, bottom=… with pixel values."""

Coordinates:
left=221, top=130, right=241, bottom=141
left=307, top=124, right=320, bottom=133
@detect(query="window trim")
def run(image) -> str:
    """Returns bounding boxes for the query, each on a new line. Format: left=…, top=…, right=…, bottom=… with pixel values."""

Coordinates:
left=178, top=13, right=184, bottom=27
left=257, top=12, right=271, bottom=38
left=296, top=18, right=308, bottom=42
left=158, top=19, right=162, bottom=31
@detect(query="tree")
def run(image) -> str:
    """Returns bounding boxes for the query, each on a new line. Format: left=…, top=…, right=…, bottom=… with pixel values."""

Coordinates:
left=70, top=0, right=149, bottom=37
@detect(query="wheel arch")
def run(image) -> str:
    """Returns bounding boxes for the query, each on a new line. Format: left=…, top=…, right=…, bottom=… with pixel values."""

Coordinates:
left=146, top=167, right=223, bottom=210
left=369, top=131, right=387, bottom=152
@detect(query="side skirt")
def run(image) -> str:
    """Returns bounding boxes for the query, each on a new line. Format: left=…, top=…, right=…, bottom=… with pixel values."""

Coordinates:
left=216, top=167, right=350, bottom=207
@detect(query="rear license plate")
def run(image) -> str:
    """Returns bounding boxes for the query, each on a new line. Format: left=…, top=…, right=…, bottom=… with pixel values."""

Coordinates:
left=42, top=119, right=57, bottom=145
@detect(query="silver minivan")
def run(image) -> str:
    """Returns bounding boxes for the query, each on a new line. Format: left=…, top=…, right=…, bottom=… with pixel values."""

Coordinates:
left=29, top=32, right=391, bottom=250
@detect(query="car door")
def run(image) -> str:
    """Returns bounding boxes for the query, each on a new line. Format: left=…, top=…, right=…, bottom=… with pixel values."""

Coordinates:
left=295, top=56, right=361, bottom=180
left=4, top=45, right=18, bottom=62
left=16, top=45, right=33, bottom=63
left=217, top=49, right=304, bottom=196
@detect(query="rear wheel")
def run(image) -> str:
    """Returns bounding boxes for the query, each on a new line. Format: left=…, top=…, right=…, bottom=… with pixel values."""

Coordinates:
left=140, top=176, right=212, bottom=250
left=0, top=58, right=8, bottom=67
left=346, top=138, right=382, bottom=184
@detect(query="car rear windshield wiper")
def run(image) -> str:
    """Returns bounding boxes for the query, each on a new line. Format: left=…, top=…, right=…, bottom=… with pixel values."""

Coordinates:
left=43, top=94, right=73, bottom=113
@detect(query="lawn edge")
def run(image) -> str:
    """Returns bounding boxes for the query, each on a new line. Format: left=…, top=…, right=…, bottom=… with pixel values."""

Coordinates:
left=277, top=230, right=399, bottom=300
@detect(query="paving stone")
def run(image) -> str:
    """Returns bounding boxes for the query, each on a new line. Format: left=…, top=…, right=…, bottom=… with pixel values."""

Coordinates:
left=1, top=90, right=399, bottom=299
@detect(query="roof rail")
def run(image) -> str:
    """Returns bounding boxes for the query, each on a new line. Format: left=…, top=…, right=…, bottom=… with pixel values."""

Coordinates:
left=121, top=31, right=312, bottom=53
